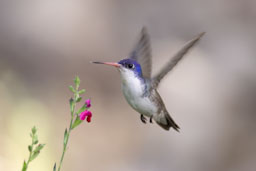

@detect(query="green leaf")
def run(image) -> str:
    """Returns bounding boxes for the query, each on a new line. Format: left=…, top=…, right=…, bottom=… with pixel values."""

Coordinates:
left=32, top=126, right=37, bottom=135
left=71, top=116, right=83, bottom=130
left=64, top=129, right=68, bottom=146
left=34, top=144, right=45, bottom=153
left=74, top=76, right=80, bottom=89
left=78, top=89, right=85, bottom=95
left=69, top=98, right=75, bottom=113
left=22, top=161, right=27, bottom=171
left=28, top=145, right=32, bottom=152
left=68, top=85, right=76, bottom=93
left=53, top=163, right=56, bottom=171
left=74, top=93, right=79, bottom=102
left=34, top=140, right=39, bottom=145
left=30, top=151, right=40, bottom=161
left=76, top=104, right=86, bottom=115
left=76, top=97, right=82, bottom=103
left=32, top=135, right=38, bottom=144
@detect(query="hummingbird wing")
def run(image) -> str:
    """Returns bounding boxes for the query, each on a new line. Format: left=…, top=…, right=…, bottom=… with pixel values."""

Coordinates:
left=151, top=32, right=205, bottom=88
left=129, top=27, right=152, bottom=79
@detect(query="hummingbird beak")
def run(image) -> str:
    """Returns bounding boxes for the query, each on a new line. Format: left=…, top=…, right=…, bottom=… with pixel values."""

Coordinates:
left=92, top=61, right=121, bottom=68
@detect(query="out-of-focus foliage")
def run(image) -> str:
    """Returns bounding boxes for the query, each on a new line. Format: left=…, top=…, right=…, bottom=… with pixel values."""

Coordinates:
left=22, top=126, right=45, bottom=171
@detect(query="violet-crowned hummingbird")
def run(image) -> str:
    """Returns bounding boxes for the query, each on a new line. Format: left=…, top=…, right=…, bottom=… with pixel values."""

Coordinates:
left=93, top=28, right=205, bottom=131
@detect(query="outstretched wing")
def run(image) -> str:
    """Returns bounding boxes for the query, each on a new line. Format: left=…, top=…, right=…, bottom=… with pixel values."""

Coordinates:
left=151, top=32, right=205, bottom=88
left=130, top=27, right=152, bottom=79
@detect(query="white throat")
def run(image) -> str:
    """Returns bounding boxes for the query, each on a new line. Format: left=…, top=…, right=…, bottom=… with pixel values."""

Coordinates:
left=118, top=68, right=157, bottom=117
left=119, top=68, right=145, bottom=97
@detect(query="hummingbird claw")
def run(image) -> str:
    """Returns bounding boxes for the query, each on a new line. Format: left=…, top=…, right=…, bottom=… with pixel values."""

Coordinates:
left=140, top=114, right=147, bottom=124
left=150, top=116, right=153, bottom=123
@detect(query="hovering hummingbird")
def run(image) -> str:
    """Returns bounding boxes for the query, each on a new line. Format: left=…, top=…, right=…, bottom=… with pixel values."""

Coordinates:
left=93, top=28, right=205, bottom=131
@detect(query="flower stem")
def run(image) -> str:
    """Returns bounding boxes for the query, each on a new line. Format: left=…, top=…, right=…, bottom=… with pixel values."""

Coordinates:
left=22, top=138, right=34, bottom=171
left=57, top=95, right=76, bottom=171
left=55, top=76, right=89, bottom=171
left=22, top=126, right=44, bottom=171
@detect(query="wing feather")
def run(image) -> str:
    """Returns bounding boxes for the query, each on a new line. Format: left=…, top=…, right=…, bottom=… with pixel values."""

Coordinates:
left=130, top=27, right=152, bottom=78
left=151, top=32, right=205, bottom=88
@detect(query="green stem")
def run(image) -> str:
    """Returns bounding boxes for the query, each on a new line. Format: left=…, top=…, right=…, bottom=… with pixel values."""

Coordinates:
left=56, top=78, right=81, bottom=171
left=57, top=119, right=73, bottom=171
left=28, top=141, right=33, bottom=163
left=23, top=136, right=34, bottom=171
left=57, top=96, right=76, bottom=171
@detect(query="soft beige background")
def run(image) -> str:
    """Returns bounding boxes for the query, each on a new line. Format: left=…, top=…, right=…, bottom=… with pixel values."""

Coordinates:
left=0, top=0, right=256, bottom=171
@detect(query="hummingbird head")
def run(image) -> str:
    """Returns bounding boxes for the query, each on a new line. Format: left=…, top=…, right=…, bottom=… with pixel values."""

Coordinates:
left=92, top=59, right=143, bottom=78
left=118, top=59, right=142, bottom=77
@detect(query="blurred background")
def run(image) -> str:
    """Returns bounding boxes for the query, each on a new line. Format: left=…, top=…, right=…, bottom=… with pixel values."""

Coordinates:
left=0, top=0, right=256, bottom=171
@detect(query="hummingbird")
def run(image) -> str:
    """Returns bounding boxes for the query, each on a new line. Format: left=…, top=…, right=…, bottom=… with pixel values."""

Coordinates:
left=93, top=28, right=204, bottom=131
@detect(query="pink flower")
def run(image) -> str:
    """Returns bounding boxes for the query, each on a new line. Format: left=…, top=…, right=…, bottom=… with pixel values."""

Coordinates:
left=79, top=110, right=92, bottom=122
left=86, top=114, right=92, bottom=122
left=85, top=99, right=91, bottom=108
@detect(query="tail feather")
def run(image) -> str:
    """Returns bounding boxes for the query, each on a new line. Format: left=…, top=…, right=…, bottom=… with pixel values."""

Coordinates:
left=155, top=112, right=180, bottom=131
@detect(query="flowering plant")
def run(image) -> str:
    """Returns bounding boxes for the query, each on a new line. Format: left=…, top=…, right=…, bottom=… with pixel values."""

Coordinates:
left=54, top=76, right=92, bottom=171
left=22, top=126, right=45, bottom=171
left=21, top=76, right=92, bottom=171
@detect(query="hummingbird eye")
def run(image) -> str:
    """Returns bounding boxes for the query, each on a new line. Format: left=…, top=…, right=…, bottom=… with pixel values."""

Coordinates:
left=127, top=63, right=134, bottom=69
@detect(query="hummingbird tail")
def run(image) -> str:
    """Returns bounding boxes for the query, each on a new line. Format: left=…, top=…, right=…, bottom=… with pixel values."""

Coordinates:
left=155, top=112, right=180, bottom=132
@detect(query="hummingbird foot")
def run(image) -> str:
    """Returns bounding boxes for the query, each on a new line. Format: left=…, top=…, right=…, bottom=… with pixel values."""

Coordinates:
left=140, top=114, right=147, bottom=124
left=150, top=116, right=153, bottom=123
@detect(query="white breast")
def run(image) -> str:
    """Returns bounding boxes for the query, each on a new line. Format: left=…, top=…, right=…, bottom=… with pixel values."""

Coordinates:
left=120, top=69, right=157, bottom=117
